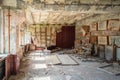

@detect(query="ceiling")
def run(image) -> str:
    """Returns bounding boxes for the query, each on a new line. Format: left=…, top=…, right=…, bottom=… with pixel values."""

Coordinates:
left=1, top=0, right=120, bottom=25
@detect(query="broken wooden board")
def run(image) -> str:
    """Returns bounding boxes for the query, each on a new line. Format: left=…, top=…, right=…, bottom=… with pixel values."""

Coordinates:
left=45, top=55, right=61, bottom=65
left=57, top=54, right=78, bottom=65
left=98, top=64, right=120, bottom=76
left=98, top=64, right=112, bottom=68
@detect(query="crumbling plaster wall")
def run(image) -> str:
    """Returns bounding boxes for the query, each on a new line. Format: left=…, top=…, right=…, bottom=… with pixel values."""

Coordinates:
left=76, top=13, right=120, bottom=27
left=0, top=10, right=4, bottom=53
left=75, top=13, right=120, bottom=47
left=0, top=8, right=29, bottom=57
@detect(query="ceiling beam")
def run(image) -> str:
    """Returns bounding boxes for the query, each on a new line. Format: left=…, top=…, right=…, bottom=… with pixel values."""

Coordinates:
left=22, top=0, right=120, bottom=6
left=38, top=12, right=41, bottom=23
left=31, top=12, right=35, bottom=24
left=45, top=12, right=51, bottom=24
left=49, top=12, right=63, bottom=24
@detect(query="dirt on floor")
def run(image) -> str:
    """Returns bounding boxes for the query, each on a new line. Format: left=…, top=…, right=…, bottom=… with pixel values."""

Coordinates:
left=9, top=50, right=120, bottom=80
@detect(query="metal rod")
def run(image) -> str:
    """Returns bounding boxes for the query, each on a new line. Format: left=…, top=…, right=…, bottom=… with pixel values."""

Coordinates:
left=7, top=7, right=11, bottom=54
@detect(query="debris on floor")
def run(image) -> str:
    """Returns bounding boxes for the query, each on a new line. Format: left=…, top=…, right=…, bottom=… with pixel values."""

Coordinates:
left=98, top=63, right=120, bottom=76
left=45, top=55, right=61, bottom=65
left=8, top=50, right=120, bottom=80
left=57, top=54, right=79, bottom=65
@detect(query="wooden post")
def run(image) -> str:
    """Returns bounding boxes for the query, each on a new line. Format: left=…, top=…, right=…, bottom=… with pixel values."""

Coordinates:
left=7, top=7, right=11, bottom=54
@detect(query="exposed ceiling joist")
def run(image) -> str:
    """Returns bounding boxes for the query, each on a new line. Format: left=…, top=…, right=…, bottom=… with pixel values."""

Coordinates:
left=2, top=0, right=120, bottom=25
left=45, top=12, right=51, bottom=23
left=31, top=12, right=35, bottom=24
left=38, top=12, right=41, bottom=23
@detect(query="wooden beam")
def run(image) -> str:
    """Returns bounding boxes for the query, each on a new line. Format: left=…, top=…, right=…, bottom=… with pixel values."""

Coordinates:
left=38, top=12, right=41, bottom=23
left=58, top=15, right=69, bottom=24
left=31, top=12, right=35, bottom=24
left=54, top=12, right=64, bottom=23
left=51, top=12, right=62, bottom=24
left=46, top=12, right=51, bottom=24
left=23, top=7, right=26, bottom=20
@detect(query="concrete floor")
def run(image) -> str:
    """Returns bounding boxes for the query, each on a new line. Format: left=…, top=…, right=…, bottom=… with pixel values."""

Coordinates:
left=9, top=50, right=120, bottom=80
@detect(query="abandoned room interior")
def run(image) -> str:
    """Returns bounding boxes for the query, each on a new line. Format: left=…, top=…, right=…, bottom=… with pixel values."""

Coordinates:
left=0, top=0, right=120, bottom=80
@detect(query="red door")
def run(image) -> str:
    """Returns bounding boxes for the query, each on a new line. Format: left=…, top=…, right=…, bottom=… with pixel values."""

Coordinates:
left=56, top=26, right=75, bottom=49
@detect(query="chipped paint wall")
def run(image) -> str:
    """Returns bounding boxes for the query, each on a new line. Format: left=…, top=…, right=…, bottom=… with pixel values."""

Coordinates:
left=76, top=13, right=120, bottom=27
left=28, top=24, right=57, bottom=47
left=0, top=10, right=3, bottom=53
left=0, top=9, right=31, bottom=54
left=3, top=0, right=17, bottom=7
left=75, top=13, right=120, bottom=47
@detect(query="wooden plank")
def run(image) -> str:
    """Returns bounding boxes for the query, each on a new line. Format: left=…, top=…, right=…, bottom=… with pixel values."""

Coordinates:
left=57, top=54, right=78, bottom=65
left=98, top=64, right=120, bottom=76
left=45, top=55, right=61, bottom=65
left=99, top=64, right=112, bottom=68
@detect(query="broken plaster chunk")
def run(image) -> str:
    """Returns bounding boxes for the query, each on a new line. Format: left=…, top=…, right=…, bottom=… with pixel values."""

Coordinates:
left=66, top=75, right=72, bottom=80
left=45, top=71, right=48, bottom=75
